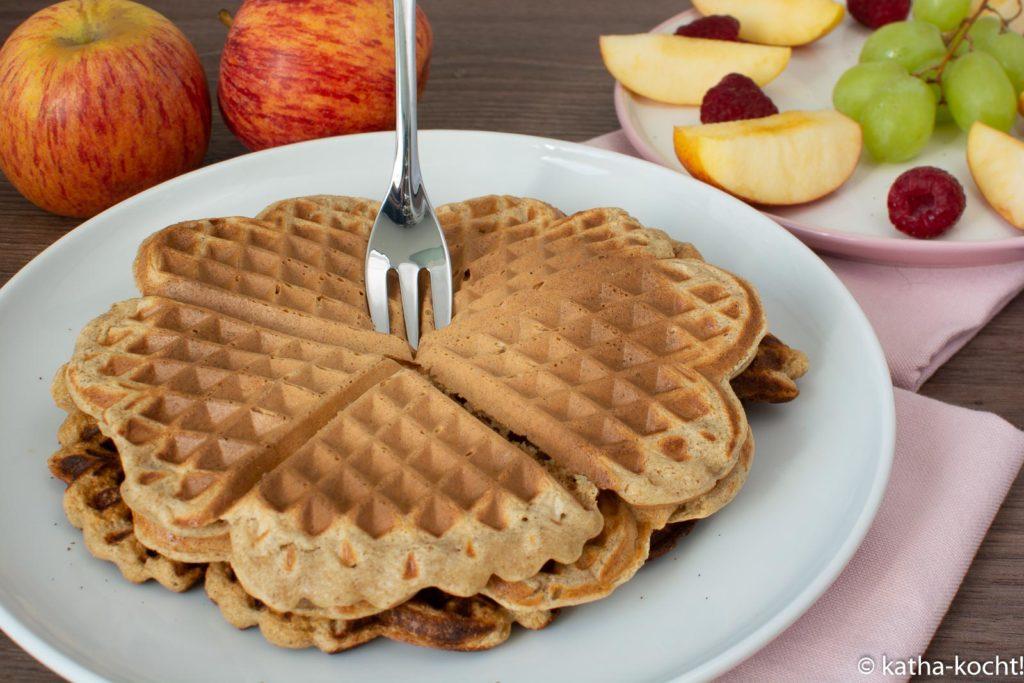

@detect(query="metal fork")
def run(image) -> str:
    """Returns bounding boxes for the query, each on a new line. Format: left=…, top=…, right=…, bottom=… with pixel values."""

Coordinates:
left=364, top=0, right=452, bottom=350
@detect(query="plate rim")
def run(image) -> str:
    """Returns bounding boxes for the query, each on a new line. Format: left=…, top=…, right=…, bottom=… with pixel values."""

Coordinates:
left=612, top=8, right=1024, bottom=267
left=0, top=128, right=896, bottom=683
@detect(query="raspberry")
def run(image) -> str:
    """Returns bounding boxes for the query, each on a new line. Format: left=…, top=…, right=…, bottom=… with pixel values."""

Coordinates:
left=848, top=0, right=910, bottom=28
left=887, top=167, right=966, bottom=239
left=674, top=15, right=741, bottom=41
left=700, top=73, right=779, bottom=124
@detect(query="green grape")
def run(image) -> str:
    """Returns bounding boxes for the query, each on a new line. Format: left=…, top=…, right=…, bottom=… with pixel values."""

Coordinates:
left=833, top=61, right=909, bottom=121
left=953, top=16, right=1002, bottom=55
left=943, top=51, right=1018, bottom=130
left=980, top=31, right=1024, bottom=94
left=859, top=21, right=947, bottom=73
left=860, top=76, right=937, bottom=162
left=912, top=0, right=971, bottom=31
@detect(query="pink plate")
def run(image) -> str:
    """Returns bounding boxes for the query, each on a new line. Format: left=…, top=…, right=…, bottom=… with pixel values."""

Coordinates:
left=613, top=9, right=1024, bottom=266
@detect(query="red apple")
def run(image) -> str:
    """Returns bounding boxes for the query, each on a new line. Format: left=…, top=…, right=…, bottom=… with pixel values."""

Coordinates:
left=0, top=0, right=211, bottom=218
left=218, top=0, right=432, bottom=151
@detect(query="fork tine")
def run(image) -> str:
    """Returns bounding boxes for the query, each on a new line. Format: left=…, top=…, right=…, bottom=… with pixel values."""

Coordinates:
left=365, top=252, right=391, bottom=335
left=428, top=262, right=452, bottom=330
left=396, top=262, right=422, bottom=349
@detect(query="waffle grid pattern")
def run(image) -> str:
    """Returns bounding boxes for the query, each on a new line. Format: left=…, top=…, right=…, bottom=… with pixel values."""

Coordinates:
left=454, top=208, right=675, bottom=311
left=260, top=369, right=554, bottom=540
left=153, top=217, right=374, bottom=332
left=421, top=256, right=759, bottom=503
left=74, top=298, right=381, bottom=518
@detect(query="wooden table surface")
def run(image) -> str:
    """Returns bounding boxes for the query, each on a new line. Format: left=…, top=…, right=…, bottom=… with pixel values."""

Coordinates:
left=1, top=0, right=1021, bottom=680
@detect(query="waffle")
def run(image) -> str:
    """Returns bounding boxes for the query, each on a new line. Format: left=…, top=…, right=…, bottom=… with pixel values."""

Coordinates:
left=258, top=194, right=566, bottom=289
left=450, top=207, right=677, bottom=314
left=45, top=410, right=679, bottom=651
left=730, top=333, right=808, bottom=403
left=46, top=409, right=552, bottom=651
left=63, top=297, right=398, bottom=557
left=49, top=403, right=656, bottom=620
left=134, top=211, right=411, bottom=359
left=225, top=364, right=603, bottom=616
left=46, top=405, right=693, bottom=619
left=206, top=563, right=552, bottom=653
left=482, top=491, right=651, bottom=610
left=636, top=424, right=754, bottom=527
left=65, top=302, right=603, bottom=611
left=418, top=253, right=765, bottom=508
left=48, top=410, right=203, bottom=592
left=54, top=193, right=806, bottom=653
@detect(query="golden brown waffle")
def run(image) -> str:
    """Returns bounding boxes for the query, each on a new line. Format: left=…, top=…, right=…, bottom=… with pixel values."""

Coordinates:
left=55, top=193, right=806, bottom=653
left=48, top=406, right=678, bottom=620
left=257, top=194, right=566, bottom=289
left=419, top=253, right=765, bottom=507
left=134, top=209, right=411, bottom=359
left=636, top=425, right=755, bottom=527
left=482, top=491, right=651, bottom=610
left=205, top=563, right=551, bottom=653
left=48, top=405, right=653, bottom=623
left=48, top=410, right=203, bottom=592
left=45, top=409, right=552, bottom=651
left=225, top=364, right=603, bottom=616
left=730, top=334, right=809, bottom=403
left=53, top=334, right=775, bottom=611
left=453, top=207, right=677, bottom=315
left=66, top=303, right=603, bottom=611
left=64, top=297, right=397, bottom=557
left=254, top=196, right=676, bottom=329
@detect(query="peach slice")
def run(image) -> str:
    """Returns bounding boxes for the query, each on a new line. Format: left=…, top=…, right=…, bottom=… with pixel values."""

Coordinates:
left=599, top=34, right=791, bottom=105
left=673, top=110, right=862, bottom=206
left=692, top=0, right=845, bottom=46
left=967, top=121, right=1024, bottom=230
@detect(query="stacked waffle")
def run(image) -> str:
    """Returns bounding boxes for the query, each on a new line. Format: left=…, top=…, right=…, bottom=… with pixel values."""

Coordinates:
left=49, top=195, right=807, bottom=652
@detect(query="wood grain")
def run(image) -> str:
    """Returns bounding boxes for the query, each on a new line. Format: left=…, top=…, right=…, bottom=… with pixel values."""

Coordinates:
left=0, top=0, right=1021, bottom=680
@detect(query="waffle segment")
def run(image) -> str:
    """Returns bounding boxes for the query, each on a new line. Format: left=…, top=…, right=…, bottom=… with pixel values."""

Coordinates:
left=64, top=297, right=396, bottom=552
left=135, top=215, right=411, bottom=359
left=419, top=255, right=765, bottom=506
left=226, top=367, right=604, bottom=614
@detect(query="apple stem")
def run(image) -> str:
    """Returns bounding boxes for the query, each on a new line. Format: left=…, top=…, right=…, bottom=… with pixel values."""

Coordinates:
left=218, top=9, right=233, bottom=28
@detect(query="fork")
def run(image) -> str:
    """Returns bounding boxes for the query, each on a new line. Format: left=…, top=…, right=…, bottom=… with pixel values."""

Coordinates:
left=364, top=0, right=453, bottom=350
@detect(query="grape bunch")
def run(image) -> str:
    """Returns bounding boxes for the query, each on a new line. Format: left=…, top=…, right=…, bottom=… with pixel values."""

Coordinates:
left=833, top=0, right=1024, bottom=162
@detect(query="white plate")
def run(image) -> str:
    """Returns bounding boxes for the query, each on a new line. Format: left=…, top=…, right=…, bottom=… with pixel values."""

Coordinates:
left=0, top=130, right=894, bottom=683
left=615, top=9, right=1024, bottom=266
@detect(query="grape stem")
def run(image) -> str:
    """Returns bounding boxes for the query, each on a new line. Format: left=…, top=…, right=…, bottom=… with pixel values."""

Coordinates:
left=918, top=0, right=1020, bottom=88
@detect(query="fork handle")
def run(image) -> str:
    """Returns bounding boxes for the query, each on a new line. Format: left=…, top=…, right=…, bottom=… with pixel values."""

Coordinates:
left=388, top=0, right=425, bottom=225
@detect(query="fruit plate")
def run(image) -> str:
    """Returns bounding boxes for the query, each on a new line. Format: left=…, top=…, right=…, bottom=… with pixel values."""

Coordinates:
left=614, top=8, right=1024, bottom=266
left=0, top=130, right=894, bottom=683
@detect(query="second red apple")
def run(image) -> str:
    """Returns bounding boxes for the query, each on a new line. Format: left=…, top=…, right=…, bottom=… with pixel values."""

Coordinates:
left=218, top=0, right=433, bottom=151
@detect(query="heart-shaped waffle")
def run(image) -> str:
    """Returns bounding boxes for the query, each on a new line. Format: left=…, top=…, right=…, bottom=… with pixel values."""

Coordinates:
left=62, top=194, right=770, bottom=619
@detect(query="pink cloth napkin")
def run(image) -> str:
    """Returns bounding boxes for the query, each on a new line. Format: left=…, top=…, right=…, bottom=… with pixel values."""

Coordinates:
left=827, top=259, right=1024, bottom=391
left=587, top=130, right=1024, bottom=391
left=584, top=131, right=1024, bottom=679
left=723, top=389, right=1024, bottom=681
